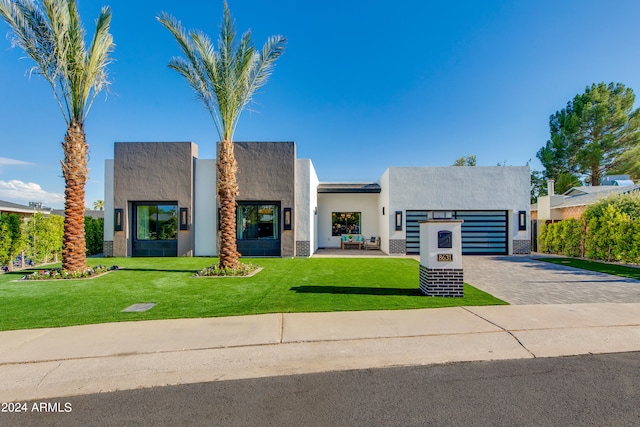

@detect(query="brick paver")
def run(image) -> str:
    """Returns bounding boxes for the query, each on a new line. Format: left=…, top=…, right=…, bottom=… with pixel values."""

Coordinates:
left=463, top=256, right=640, bottom=305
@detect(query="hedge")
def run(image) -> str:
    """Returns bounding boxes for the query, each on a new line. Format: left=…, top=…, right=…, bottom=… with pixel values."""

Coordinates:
left=538, top=192, right=640, bottom=264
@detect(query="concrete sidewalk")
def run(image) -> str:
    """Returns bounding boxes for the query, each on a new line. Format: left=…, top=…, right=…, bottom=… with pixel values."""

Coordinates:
left=1, top=303, right=640, bottom=402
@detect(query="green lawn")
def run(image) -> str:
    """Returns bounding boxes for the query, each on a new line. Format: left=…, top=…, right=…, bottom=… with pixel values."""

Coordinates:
left=0, top=257, right=506, bottom=331
left=537, top=257, right=640, bottom=280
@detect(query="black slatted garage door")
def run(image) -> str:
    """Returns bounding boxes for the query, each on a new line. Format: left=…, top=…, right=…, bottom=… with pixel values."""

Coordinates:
left=406, top=210, right=508, bottom=255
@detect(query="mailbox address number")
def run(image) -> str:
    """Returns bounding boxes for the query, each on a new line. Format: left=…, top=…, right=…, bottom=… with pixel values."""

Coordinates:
left=437, top=253, right=453, bottom=262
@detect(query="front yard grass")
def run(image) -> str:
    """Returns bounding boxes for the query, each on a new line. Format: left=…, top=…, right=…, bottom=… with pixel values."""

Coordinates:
left=537, top=257, right=640, bottom=280
left=0, top=257, right=506, bottom=331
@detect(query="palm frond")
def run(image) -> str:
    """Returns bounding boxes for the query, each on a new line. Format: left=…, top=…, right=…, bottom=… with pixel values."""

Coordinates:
left=159, top=1, right=285, bottom=142
left=0, top=0, right=113, bottom=125
left=80, top=5, right=113, bottom=121
left=158, top=12, right=225, bottom=139
left=0, top=0, right=66, bottom=115
left=64, top=0, right=88, bottom=120
left=245, top=35, right=286, bottom=104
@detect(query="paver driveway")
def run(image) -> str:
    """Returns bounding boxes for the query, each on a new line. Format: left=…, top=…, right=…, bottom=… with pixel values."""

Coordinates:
left=463, top=256, right=640, bottom=305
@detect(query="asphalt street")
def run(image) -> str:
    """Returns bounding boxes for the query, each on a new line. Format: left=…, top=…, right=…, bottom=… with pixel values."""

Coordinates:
left=3, top=351, right=639, bottom=427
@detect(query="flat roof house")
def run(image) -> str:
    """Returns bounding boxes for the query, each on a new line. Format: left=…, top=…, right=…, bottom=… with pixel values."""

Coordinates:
left=103, top=141, right=531, bottom=257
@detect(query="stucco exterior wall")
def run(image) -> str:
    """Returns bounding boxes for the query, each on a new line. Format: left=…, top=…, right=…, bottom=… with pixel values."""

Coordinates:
left=295, top=159, right=319, bottom=256
left=194, top=159, right=217, bottom=256
left=234, top=142, right=296, bottom=257
left=385, top=166, right=531, bottom=254
left=317, top=193, right=380, bottom=248
left=113, top=142, right=197, bottom=257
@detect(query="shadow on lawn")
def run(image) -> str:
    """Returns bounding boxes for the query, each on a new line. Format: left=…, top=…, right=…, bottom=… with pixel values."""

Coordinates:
left=117, top=268, right=199, bottom=274
left=290, top=285, right=422, bottom=296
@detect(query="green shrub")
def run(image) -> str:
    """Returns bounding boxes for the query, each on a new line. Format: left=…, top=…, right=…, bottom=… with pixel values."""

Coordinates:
left=537, top=222, right=550, bottom=253
left=560, top=218, right=583, bottom=257
left=84, top=217, right=104, bottom=256
left=541, top=192, right=640, bottom=264
left=24, top=213, right=63, bottom=264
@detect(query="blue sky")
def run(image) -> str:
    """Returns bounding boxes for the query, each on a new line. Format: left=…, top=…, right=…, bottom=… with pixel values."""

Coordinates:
left=1, top=0, right=639, bottom=209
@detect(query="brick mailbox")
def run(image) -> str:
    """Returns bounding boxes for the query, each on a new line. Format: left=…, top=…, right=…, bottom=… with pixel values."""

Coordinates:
left=419, top=219, right=464, bottom=297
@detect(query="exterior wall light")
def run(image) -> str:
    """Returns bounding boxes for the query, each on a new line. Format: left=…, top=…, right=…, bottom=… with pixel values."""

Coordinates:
left=114, top=208, right=123, bottom=232
left=518, top=210, right=526, bottom=231
left=180, top=207, right=189, bottom=230
left=395, top=211, right=403, bottom=231
left=382, top=207, right=385, bottom=215
left=284, top=207, right=292, bottom=230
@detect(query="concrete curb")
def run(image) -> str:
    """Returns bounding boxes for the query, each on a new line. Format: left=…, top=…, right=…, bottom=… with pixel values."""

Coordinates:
left=1, top=303, right=640, bottom=401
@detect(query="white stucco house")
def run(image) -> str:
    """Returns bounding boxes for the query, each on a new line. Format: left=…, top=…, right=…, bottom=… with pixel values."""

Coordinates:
left=103, top=141, right=531, bottom=257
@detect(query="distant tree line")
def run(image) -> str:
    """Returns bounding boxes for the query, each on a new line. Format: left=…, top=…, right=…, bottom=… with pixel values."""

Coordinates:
left=538, top=192, right=640, bottom=263
left=0, top=213, right=103, bottom=270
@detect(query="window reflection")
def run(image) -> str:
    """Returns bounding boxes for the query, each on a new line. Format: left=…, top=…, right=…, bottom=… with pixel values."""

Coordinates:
left=237, top=203, right=279, bottom=239
left=136, top=204, right=177, bottom=240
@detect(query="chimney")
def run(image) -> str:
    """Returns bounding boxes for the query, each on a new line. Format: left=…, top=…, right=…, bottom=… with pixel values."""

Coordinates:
left=547, top=179, right=555, bottom=196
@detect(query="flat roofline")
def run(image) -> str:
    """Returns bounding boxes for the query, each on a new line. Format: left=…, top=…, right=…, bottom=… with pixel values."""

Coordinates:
left=317, top=182, right=381, bottom=194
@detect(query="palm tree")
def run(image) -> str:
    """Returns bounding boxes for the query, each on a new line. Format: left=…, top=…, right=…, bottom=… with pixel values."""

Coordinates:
left=93, top=200, right=104, bottom=211
left=0, top=0, right=114, bottom=272
left=158, top=2, right=285, bottom=269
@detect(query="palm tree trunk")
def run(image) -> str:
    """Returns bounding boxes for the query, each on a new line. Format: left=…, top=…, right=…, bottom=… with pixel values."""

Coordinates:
left=217, top=138, right=240, bottom=269
left=61, top=120, right=88, bottom=272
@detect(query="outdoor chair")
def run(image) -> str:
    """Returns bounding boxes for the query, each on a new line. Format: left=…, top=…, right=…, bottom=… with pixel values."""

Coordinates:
left=364, top=236, right=381, bottom=250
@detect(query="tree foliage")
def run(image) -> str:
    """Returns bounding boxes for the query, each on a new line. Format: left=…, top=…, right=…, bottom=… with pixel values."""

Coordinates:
left=0, top=214, right=102, bottom=269
left=24, top=213, right=63, bottom=264
left=608, top=146, right=640, bottom=181
left=0, top=213, right=27, bottom=270
left=453, top=155, right=476, bottom=166
left=93, top=200, right=104, bottom=211
left=537, top=82, right=640, bottom=188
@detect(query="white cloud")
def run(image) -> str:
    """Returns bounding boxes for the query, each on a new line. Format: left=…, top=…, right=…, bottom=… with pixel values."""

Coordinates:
left=0, top=179, right=64, bottom=207
left=0, top=157, right=34, bottom=167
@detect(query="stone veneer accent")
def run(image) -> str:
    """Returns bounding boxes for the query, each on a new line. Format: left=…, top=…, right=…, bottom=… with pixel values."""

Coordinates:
left=389, top=239, right=406, bottom=254
left=296, top=240, right=311, bottom=257
left=513, top=239, right=531, bottom=254
left=103, top=241, right=114, bottom=257
left=419, top=265, right=464, bottom=297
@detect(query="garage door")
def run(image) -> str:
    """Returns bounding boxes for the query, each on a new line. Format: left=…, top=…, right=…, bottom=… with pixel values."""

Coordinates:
left=406, top=210, right=508, bottom=255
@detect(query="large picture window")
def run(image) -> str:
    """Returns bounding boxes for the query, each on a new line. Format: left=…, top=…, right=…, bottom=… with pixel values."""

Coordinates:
left=237, top=203, right=279, bottom=240
left=136, top=204, right=178, bottom=240
left=332, top=212, right=361, bottom=236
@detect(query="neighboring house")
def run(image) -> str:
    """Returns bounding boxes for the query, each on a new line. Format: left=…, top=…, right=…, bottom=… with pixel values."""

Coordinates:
left=103, top=141, right=531, bottom=258
left=50, top=209, right=104, bottom=220
left=0, top=200, right=54, bottom=218
left=0, top=200, right=103, bottom=220
left=530, top=179, right=640, bottom=251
